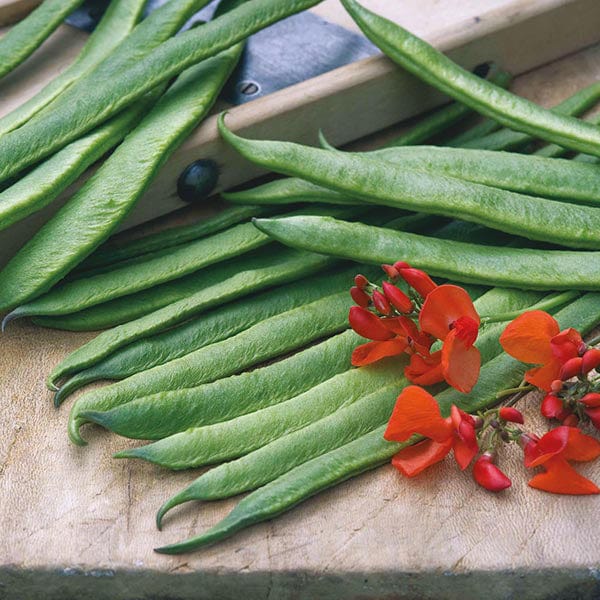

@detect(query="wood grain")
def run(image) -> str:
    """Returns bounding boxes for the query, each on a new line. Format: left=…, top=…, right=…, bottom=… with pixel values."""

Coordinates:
left=2, top=42, right=600, bottom=598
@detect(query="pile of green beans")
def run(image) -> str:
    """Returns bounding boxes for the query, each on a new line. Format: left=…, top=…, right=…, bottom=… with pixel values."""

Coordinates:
left=154, top=294, right=600, bottom=553
left=219, top=118, right=600, bottom=249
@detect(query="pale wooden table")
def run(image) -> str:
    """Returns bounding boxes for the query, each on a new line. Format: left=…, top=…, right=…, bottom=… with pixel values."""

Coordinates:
left=3, top=6, right=600, bottom=600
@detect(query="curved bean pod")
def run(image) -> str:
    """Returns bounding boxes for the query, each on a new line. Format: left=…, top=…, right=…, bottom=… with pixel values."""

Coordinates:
left=219, top=120, right=600, bottom=248
left=459, top=80, right=600, bottom=152
left=115, top=359, right=404, bottom=469
left=155, top=293, right=600, bottom=552
left=48, top=247, right=335, bottom=389
left=53, top=264, right=381, bottom=405
left=0, top=0, right=84, bottom=80
left=0, top=0, right=145, bottom=136
left=253, top=215, right=600, bottom=290
left=0, top=0, right=322, bottom=186
left=67, top=289, right=352, bottom=445
left=77, top=205, right=273, bottom=272
left=0, top=41, right=245, bottom=312
left=342, top=0, right=600, bottom=156
left=81, top=330, right=364, bottom=440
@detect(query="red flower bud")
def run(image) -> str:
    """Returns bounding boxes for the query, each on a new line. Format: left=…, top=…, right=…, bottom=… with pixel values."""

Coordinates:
left=559, top=356, right=583, bottom=380
left=473, top=453, right=511, bottom=492
left=585, top=407, right=600, bottom=430
left=393, top=261, right=411, bottom=270
left=580, top=393, right=600, bottom=408
left=562, top=414, right=579, bottom=427
left=354, top=274, right=369, bottom=289
left=499, top=407, right=524, bottom=424
left=382, top=281, right=413, bottom=314
left=381, top=264, right=400, bottom=280
left=541, top=394, right=569, bottom=421
left=372, top=290, right=392, bottom=315
left=550, top=380, right=563, bottom=393
left=398, top=268, right=437, bottom=298
left=582, top=348, right=600, bottom=374
left=348, top=306, right=394, bottom=341
left=350, top=286, right=370, bottom=308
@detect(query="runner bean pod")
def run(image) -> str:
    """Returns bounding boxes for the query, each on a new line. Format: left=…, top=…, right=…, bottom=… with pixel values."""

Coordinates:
left=342, top=0, right=600, bottom=156
left=253, top=215, right=600, bottom=290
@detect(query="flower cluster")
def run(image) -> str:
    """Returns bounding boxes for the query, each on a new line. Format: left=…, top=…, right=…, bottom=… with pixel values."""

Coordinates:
left=349, top=262, right=481, bottom=393
left=349, top=264, right=600, bottom=495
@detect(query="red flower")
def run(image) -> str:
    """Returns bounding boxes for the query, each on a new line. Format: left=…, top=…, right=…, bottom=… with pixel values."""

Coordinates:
left=473, top=453, right=511, bottom=492
left=498, top=407, right=524, bottom=424
left=524, top=426, right=600, bottom=495
left=384, top=386, right=478, bottom=477
left=500, top=311, right=584, bottom=391
left=419, top=285, right=481, bottom=393
left=398, top=266, right=437, bottom=298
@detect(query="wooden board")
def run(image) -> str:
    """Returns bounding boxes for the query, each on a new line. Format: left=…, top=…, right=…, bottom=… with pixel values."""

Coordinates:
left=3, top=39, right=600, bottom=599
left=1, top=0, right=600, bottom=267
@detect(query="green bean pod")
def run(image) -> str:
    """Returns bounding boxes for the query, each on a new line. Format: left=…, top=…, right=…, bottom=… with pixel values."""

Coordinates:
left=155, top=293, right=600, bottom=553
left=534, top=113, right=600, bottom=159
left=0, top=0, right=145, bottom=136
left=81, top=329, right=364, bottom=440
left=254, top=215, right=600, bottom=291
left=48, top=247, right=336, bottom=389
left=0, top=0, right=84, bottom=80
left=115, top=358, right=405, bottom=469
left=53, top=264, right=382, bottom=405
left=77, top=205, right=274, bottom=272
left=0, top=0, right=323, bottom=186
left=0, top=41, right=246, bottom=312
left=7, top=206, right=362, bottom=320
left=67, top=289, right=353, bottom=445
left=219, top=120, right=600, bottom=248
left=459, top=81, right=600, bottom=152
left=227, top=145, right=600, bottom=208
left=342, top=0, right=600, bottom=157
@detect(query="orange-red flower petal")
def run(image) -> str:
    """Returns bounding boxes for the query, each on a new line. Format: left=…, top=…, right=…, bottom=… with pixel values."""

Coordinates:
left=499, top=310, right=559, bottom=364
left=419, top=284, right=480, bottom=341
left=384, top=385, right=452, bottom=443
left=404, top=351, right=444, bottom=386
left=351, top=338, right=409, bottom=366
left=391, top=437, right=453, bottom=477
left=551, top=328, right=584, bottom=363
left=528, top=457, right=600, bottom=495
left=524, top=358, right=563, bottom=392
left=441, top=329, right=481, bottom=393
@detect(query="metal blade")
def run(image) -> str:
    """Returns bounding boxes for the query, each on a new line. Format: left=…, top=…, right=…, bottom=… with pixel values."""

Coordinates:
left=66, top=0, right=379, bottom=105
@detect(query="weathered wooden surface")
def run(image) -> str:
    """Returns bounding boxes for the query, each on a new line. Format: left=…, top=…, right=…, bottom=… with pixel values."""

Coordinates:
left=2, top=39, right=600, bottom=598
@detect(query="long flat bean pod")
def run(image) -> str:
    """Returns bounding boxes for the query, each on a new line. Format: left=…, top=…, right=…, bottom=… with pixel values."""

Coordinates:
left=0, top=40, right=245, bottom=312
left=534, top=112, right=600, bottom=159
left=114, top=286, right=538, bottom=469
left=48, top=247, right=335, bottom=388
left=0, top=0, right=323, bottom=186
left=342, top=0, right=600, bottom=157
left=8, top=206, right=362, bottom=320
left=155, top=293, right=600, bottom=552
left=77, top=205, right=273, bottom=272
left=219, top=121, right=600, bottom=248
left=228, top=145, right=600, bottom=208
left=53, top=264, right=382, bottom=405
left=0, top=0, right=145, bottom=136
left=115, top=358, right=405, bottom=468
left=459, top=81, right=600, bottom=152
left=254, top=215, right=600, bottom=291
left=81, top=330, right=364, bottom=440
left=0, top=0, right=84, bottom=80
left=67, top=290, right=354, bottom=445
